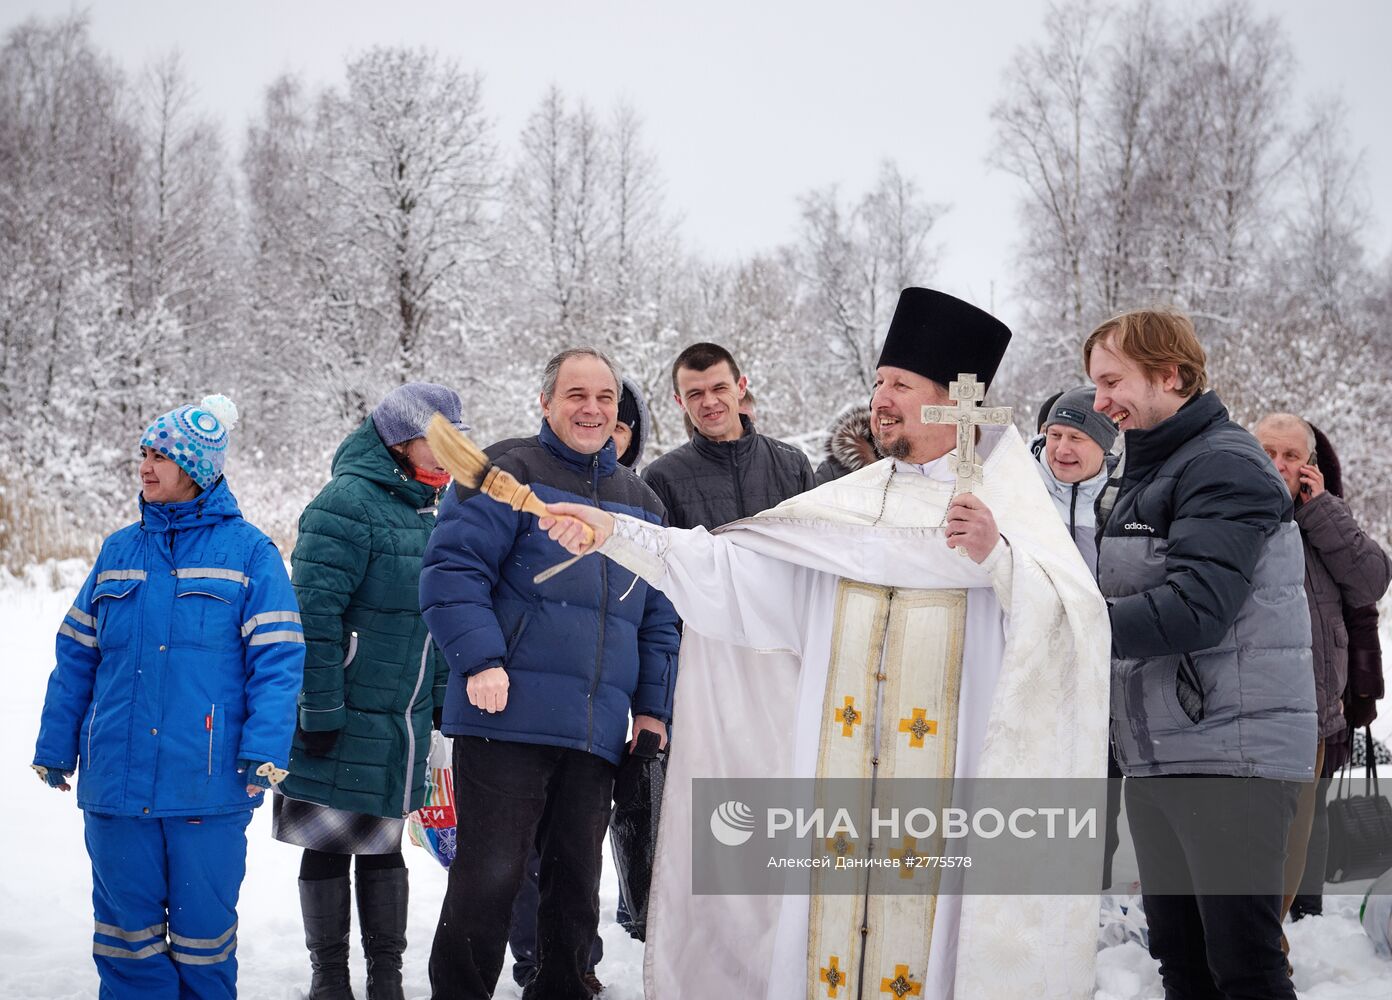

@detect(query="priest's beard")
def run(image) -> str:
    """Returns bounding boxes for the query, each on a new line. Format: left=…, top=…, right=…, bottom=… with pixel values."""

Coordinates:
left=880, top=434, right=914, bottom=460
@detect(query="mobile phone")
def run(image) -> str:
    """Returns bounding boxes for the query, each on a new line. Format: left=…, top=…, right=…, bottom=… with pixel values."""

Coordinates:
left=1301, top=449, right=1319, bottom=496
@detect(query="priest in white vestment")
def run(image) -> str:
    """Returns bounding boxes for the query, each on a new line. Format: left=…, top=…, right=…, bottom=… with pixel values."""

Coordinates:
left=543, top=288, right=1112, bottom=1000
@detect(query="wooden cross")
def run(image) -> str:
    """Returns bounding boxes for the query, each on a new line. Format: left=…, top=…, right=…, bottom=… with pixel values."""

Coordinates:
left=920, top=373, right=1013, bottom=494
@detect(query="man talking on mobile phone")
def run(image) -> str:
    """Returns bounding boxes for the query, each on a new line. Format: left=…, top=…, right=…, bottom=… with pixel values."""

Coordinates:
left=1255, top=413, right=1391, bottom=969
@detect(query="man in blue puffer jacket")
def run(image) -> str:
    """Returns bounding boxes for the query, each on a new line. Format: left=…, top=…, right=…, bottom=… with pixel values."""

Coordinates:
left=420, top=348, right=680, bottom=1000
left=33, top=395, right=304, bottom=1000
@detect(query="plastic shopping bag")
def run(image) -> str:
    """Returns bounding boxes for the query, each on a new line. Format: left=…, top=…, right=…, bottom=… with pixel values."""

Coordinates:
left=407, top=730, right=456, bottom=869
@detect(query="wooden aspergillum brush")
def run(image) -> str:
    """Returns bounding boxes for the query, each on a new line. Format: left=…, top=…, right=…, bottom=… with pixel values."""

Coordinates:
left=425, top=414, right=595, bottom=583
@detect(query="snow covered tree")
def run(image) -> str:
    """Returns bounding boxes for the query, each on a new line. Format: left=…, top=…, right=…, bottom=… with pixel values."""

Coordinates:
left=991, top=0, right=1388, bottom=538
left=0, top=14, right=239, bottom=563
left=238, top=48, right=497, bottom=533
left=791, top=160, right=945, bottom=394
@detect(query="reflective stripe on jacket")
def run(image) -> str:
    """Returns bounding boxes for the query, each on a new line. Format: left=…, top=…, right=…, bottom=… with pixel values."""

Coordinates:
left=33, top=478, right=304, bottom=816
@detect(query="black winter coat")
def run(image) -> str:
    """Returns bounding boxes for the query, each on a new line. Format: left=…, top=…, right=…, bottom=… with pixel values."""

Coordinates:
left=641, top=415, right=815, bottom=529
left=1295, top=491, right=1390, bottom=738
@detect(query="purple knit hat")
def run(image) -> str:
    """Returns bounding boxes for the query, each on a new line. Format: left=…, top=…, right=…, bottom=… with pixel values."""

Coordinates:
left=371, top=383, right=468, bottom=446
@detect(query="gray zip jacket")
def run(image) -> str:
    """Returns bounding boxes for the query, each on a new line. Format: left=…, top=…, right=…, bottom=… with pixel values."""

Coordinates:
left=1096, top=391, right=1316, bottom=781
left=1031, top=434, right=1109, bottom=576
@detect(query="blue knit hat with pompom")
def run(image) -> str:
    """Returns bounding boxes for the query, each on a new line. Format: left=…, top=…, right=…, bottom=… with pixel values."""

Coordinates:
left=140, top=394, right=239, bottom=489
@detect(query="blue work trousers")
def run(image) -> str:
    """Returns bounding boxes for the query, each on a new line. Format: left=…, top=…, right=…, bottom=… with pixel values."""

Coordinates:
left=84, top=809, right=252, bottom=1000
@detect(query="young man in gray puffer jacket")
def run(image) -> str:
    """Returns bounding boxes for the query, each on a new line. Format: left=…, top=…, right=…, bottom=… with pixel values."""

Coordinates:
left=1086, top=309, right=1316, bottom=1000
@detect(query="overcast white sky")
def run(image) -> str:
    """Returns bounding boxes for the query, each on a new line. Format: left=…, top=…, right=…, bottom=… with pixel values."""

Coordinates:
left=4, top=0, right=1389, bottom=332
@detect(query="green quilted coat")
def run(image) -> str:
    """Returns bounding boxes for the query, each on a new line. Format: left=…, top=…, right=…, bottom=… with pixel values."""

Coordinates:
left=280, top=418, right=447, bottom=818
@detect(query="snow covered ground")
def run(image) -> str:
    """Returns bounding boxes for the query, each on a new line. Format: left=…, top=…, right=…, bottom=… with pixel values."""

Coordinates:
left=3, top=561, right=1390, bottom=999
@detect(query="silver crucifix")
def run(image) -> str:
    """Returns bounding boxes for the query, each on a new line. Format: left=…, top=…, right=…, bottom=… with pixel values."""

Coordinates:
left=921, top=372, right=1013, bottom=494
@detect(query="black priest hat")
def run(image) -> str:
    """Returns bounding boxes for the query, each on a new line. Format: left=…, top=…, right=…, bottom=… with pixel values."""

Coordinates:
left=875, top=287, right=1012, bottom=391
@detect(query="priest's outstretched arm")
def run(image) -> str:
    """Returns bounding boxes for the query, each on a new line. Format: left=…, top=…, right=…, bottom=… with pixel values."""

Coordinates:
left=541, top=504, right=815, bottom=654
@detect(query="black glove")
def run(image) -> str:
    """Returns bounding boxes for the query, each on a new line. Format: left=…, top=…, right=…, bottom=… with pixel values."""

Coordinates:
left=432, top=705, right=444, bottom=732
left=298, top=727, right=340, bottom=758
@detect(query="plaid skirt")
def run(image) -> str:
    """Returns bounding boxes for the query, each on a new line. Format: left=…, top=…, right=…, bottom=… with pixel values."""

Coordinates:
left=272, top=792, right=405, bottom=855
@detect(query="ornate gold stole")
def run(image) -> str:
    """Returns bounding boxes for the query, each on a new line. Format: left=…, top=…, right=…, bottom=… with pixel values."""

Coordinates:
left=808, top=580, right=967, bottom=999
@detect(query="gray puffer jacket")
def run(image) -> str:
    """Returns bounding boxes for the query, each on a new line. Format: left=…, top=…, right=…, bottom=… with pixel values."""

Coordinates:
left=1294, top=490, right=1392, bottom=739
left=642, top=414, right=815, bottom=529
left=1096, top=391, right=1316, bottom=781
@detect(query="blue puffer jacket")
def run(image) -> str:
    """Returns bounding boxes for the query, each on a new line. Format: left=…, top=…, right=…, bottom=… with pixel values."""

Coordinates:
left=420, top=422, right=681, bottom=766
left=33, top=478, right=305, bottom=817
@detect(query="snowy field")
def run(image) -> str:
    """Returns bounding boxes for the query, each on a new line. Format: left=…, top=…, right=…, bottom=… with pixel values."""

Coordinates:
left=3, top=561, right=1390, bottom=1000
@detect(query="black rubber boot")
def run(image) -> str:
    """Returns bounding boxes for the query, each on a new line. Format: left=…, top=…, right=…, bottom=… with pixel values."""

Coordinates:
left=299, top=876, right=357, bottom=1000
left=356, top=867, right=408, bottom=1000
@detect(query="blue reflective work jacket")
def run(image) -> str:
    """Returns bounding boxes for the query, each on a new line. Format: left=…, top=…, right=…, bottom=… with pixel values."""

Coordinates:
left=33, top=478, right=305, bottom=817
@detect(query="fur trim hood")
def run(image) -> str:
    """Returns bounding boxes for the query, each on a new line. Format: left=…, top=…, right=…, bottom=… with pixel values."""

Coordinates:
left=824, top=403, right=881, bottom=473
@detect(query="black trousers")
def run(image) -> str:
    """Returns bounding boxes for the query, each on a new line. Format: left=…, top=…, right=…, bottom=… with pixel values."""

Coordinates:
left=428, top=736, right=615, bottom=1000
left=1102, top=744, right=1124, bottom=890
left=508, top=842, right=603, bottom=986
left=1126, top=775, right=1300, bottom=1000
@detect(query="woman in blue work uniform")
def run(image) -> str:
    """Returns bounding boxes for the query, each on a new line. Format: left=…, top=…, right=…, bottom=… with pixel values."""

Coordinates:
left=32, top=394, right=305, bottom=1000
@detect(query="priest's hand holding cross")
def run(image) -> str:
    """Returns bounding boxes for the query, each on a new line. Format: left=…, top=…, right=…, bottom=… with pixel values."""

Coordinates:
left=921, top=371, right=1012, bottom=564
left=944, top=494, right=1000, bottom=563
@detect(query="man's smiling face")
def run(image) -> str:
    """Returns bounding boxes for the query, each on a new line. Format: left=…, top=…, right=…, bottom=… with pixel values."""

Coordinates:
left=675, top=360, right=746, bottom=442
left=870, top=366, right=954, bottom=463
left=1087, top=333, right=1183, bottom=432
left=541, top=355, right=619, bottom=455
left=1044, top=425, right=1105, bottom=483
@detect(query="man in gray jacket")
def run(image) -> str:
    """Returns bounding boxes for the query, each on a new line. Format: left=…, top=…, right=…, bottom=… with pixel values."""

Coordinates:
left=1031, top=385, right=1116, bottom=575
left=1255, top=413, right=1391, bottom=937
left=1087, top=310, right=1316, bottom=1000
left=1031, top=385, right=1127, bottom=887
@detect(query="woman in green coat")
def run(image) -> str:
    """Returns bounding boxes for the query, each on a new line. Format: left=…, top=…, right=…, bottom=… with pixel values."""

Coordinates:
left=273, top=383, right=464, bottom=1000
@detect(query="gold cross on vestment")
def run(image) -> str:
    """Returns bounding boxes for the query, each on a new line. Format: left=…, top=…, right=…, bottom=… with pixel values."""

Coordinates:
left=825, top=831, right=855, bottom=858
left=920, top=372, right=1013, bottom=495
left=880, top=964, right=924, bottom=997
left=888, top=836, right=924, bottom=880
left=897, top=708, right=938, bottom=749
left=833, top=696, right=863, bottom=738
left=820, top=955, right=846, bottom=997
